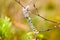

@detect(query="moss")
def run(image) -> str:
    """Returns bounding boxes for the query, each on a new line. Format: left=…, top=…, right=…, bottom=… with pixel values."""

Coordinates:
left=0, top=16, right=12, bottom=40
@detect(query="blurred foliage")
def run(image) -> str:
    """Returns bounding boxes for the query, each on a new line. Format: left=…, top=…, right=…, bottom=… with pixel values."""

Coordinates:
left=0, top=16, right=12, bottom=40
left=46, top=2, right=55, bottom=11
left=0, top=0, right=60, bottom=40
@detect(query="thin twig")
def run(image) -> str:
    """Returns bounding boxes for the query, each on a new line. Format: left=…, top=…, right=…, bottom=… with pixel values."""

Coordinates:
left=15, top=0, right=59, bottom=32
left=15, top=0, right=25, bottom=8
left=40, top=26, right=57, bottom=32
left=16, top=0, right=60, bottom=24
left=15, top=0, right=39, bottom=34
left=33, top=4, right=60, bottom=25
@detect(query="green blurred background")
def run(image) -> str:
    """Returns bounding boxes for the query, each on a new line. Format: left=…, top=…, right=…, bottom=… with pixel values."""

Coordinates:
left=0, top=0, right=60, bottom=40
